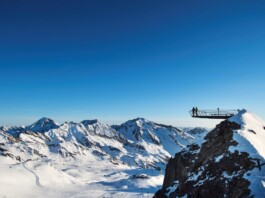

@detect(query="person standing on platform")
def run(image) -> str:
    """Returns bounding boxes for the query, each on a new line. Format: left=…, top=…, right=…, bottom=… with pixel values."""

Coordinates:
left=192, top=107, right=195, bottom=116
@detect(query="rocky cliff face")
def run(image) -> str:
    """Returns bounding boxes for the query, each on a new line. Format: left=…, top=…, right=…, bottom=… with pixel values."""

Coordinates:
left=155, top=112, right=265, bottom=197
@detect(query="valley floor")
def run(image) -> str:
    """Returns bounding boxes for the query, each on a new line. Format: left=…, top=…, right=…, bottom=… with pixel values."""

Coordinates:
left=0, top=158, right=163, bottom=198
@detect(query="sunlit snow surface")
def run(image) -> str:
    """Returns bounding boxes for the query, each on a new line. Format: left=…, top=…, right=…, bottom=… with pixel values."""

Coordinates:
left=0, top=156, right=163, bottom=198
left=229, top=109, right=265, bottom=160
left=229, top=110, right=265, bottom=197
left=0, top=118, right=193, bottom=198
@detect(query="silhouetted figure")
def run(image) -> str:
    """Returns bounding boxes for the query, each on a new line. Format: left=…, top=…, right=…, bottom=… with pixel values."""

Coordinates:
left=195, top=107, right=198, bottom=116
left=192, top=107, right=195, bottom=116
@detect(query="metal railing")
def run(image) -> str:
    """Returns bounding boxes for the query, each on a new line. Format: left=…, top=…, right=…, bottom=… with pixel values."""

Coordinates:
left=189, top=109, right=239, bottom=118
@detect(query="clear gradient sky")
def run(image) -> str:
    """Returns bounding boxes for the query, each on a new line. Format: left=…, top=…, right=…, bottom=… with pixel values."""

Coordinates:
left=1, top=0, right=265, bottom=127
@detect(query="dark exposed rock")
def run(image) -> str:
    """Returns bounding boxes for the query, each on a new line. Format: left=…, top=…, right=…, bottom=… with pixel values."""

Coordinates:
left=131, top=174, right=150, bottom=179
left=155, top=120, right=259, bottom=198
left=81, top=119, right=99, bottom=126
left=186, top=127, right=208, bottom=135
left=248, top=129, right=256, bottom=134
left=92, top=150, right=107, bottom=157
left=108, top=146, right=121, bottom=152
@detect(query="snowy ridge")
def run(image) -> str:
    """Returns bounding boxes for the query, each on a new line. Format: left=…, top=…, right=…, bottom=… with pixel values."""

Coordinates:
left=228, top=110, right=265, bottom=196
left=156, top=110, right=265, bottom=197
left=0, top=117, right=200, bottom=198
left=114, top=117, right=195, bottom=156
left=0, top=125, right=25, bottom=137
left=0, top=117, right=197, bottom=166
left=229, top=109, right=265, bottom=160
left=81, top=119, right=121, bottom=139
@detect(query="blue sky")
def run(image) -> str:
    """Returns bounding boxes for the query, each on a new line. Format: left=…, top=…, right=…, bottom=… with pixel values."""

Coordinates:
left=1, top=0, right=265, bottom=127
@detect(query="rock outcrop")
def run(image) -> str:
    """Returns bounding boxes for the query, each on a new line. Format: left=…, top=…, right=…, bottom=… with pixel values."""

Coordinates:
left=155, top=119, right=264, bottom=198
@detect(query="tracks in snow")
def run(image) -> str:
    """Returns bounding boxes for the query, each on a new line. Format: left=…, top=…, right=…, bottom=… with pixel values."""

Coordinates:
left=22, top=160, right=42, bottom=187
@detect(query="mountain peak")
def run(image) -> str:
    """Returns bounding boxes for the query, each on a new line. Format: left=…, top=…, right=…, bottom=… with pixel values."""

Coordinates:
left=0, top=125, right=9, bottom=131
left=156, top=110, right=265, bottom=197
left=228, top=109, right=248, bottom=125
left=36, top=117, right=54, bottom=123
left=26, top=117, right=59, bottom=133
left=229, top=109, right=265, bottom=160
left=133, top=117, right=148, bottom=122
left=81, top=119, right=99, bottom=126
left=128, top=117, right=150, bottom=127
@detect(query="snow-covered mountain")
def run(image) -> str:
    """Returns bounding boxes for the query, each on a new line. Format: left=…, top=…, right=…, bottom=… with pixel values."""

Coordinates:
left=0, top=117, right=59, bottom=138
left=0, top=117, right=198, bottom=198
left=0, top=125, right=25, bottom=137
left=181, top=127, right=209, bottom=144
left=156, top=110, right=265, bottom=197
left=113, top=118, right=195, bottom=156
left=0, top=117, right=196, bottom=169
left=26, top=117, right=60, bottom=133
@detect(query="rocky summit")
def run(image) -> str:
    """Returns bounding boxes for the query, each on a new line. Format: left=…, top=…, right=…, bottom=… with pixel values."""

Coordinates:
left=155, top=110, right=265, bottom=198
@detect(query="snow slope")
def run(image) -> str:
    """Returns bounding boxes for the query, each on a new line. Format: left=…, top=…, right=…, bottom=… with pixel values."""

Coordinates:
left=229, top=109, right=265, bottom=160
left=0, top=117, right=197, bottom=198
left=228, top=110, right=265, bottom=197
left=114, top=118, right=195, bottom=156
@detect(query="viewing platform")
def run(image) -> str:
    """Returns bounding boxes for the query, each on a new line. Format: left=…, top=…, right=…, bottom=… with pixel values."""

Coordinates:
left=189, top=108, right=239, bottom=119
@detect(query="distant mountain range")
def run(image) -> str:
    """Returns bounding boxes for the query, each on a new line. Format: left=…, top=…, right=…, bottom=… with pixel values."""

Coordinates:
left=0, top=117, right=210, bottom=197
left=0, top=117, right=207, bottom=170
